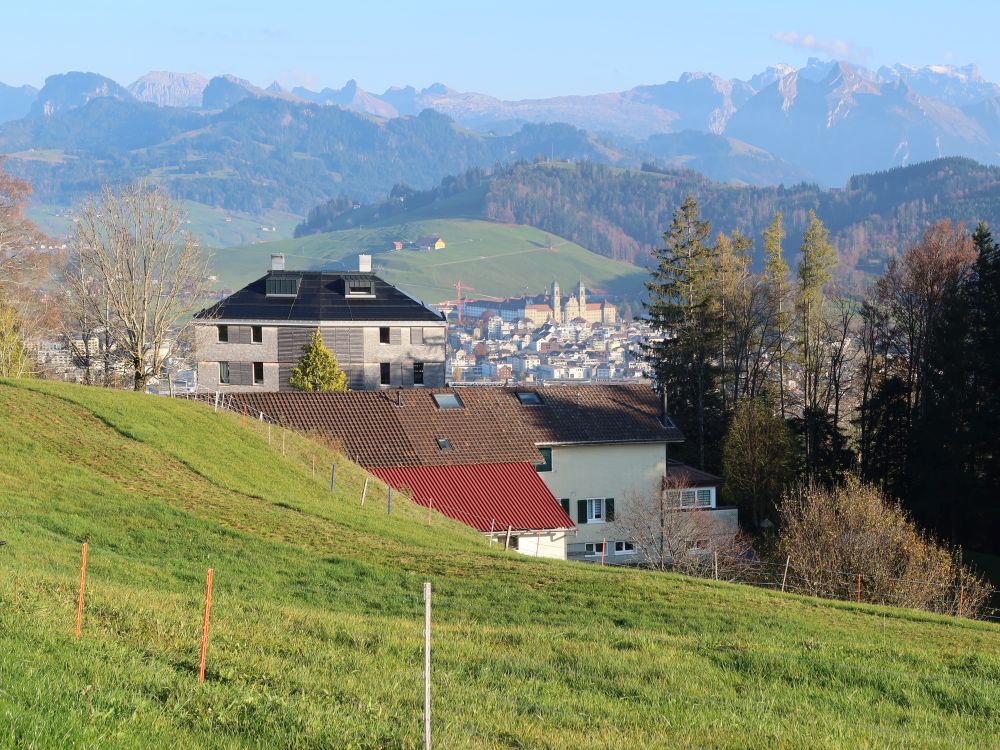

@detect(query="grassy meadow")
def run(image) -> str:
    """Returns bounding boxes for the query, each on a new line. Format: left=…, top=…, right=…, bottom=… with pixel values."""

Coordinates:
left=208, top=219, right=649, bottom=304
left=0, top=379, right=998, bottom=748
left=27, top=200, right=300, bottom=248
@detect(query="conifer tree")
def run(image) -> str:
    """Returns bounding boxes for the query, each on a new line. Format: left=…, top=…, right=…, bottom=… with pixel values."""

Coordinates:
left=288, top=328, right=348, bottom=392
left=643, top=195, right=723, bottom=470
left=716, top=229, right=754, bottom=410
left=794, top=210, right=838, bottom=479
left=0, top=294, right=30, bottom=377
left=722, top=395, right=794, bottom=528
left=763, top=212, right=790, bottom=418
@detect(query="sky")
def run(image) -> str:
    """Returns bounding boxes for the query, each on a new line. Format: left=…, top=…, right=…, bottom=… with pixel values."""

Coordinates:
left=6, top=1, right=999, bottom=97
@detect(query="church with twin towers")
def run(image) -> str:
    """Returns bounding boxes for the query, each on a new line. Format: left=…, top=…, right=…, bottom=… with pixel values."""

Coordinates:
left=462, top=280, right=618, bottom=327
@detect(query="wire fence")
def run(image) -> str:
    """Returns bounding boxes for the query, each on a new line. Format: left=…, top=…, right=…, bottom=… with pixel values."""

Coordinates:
left=7, top=537, right=995, bottom=750
left=168, top=389, right=998, bottom=622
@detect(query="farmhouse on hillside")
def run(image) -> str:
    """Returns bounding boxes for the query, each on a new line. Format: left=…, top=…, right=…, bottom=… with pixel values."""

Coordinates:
left=193, top=254, right=447, bottom=391
left=413, top=235, right=446, bottom=250
left=226, top=384, right=737, bottom=562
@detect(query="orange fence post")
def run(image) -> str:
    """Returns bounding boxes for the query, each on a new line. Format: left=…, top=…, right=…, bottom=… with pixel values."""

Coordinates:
left=75, top=542, right=88, bottom=637
left=601, top=538, right=606, bottom=566
left=198, top=568, right=215, bottom=683
left=857, top=574, right=861, bottom=603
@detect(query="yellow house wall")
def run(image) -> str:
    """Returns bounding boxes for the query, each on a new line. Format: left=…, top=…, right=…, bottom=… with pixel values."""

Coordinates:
left=537, top=442, right=668, bottom=547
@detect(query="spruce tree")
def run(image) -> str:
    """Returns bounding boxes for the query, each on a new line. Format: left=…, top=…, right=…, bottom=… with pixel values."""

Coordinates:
left=643, top=195, right=723, bottom=470
left=288, top=328, right=348, bottom=392
left=967, top=223, right=1000, bottom=543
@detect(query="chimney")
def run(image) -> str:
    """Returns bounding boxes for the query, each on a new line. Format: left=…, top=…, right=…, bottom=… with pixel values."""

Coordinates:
left=358, top=254, right=372, bottom=273
left=271, top=253, right=285, bottom=271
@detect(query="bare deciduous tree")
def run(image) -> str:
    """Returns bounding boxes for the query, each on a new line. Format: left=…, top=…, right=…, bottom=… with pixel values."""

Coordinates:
left=69, top=182, right=210, bottom=391
left=614, top=473, right=749, bottom=580
left=59, top=255, right=117, bottom=385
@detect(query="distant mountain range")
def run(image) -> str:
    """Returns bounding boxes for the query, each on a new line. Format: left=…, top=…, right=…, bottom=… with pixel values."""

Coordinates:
left=4, top=59, right=1000, bottom=208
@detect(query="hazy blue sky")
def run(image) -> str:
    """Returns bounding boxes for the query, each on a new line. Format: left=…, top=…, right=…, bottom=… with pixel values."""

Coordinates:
left=7, top=1, right=996, bottom=96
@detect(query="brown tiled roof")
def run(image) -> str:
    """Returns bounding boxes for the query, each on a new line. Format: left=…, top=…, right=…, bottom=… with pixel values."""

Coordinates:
left=228, top=384, right=683, bottom=469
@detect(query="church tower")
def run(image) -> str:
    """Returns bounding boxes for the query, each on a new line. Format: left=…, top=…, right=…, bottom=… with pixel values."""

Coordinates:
left=551, top=280, right=561, bottom=322
left=577, top=280, right=586, bottom=310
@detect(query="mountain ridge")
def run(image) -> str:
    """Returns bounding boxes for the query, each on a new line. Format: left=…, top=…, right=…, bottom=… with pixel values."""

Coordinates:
left=7, top=59, right=1000, bottom=209
left=295, top=156, right=1000, bottom=281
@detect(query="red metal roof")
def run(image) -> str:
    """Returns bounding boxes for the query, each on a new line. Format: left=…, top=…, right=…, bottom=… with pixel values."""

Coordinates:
left=369, top=462, right=575, bottom=533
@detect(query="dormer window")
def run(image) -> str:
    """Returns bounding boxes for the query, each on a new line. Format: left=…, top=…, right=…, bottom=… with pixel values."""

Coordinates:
left=344, top=274, right=376, bottom=298
left=265, top=272, right=300, bottom=298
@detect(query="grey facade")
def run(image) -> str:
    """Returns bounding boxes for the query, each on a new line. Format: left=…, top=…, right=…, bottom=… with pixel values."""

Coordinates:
left=194, top=256, right=447, bottom=392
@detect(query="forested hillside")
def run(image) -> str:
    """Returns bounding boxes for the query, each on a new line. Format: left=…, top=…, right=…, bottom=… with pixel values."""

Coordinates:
left=0, top=98, right=619, bottom=213
left=298, top=157, right=1000, bottom=276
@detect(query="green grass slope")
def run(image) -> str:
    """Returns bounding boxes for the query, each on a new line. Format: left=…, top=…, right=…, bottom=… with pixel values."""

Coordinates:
left=1, top=380, right=998, bottom=749
left=209, top=219, right=649, bottom=304
left=27, top=201, right=300, bottom=248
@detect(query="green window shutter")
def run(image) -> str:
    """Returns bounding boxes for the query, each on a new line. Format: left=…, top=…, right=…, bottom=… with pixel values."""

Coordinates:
left=560, top=498, right=570, bottom=515
left=606, top=498, right=615, bottom=522
left=577, top=499, right=588, bottom=524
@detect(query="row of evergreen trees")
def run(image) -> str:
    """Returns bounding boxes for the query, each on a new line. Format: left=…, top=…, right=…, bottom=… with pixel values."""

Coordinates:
left=643, top=197, right=1000, bottom=552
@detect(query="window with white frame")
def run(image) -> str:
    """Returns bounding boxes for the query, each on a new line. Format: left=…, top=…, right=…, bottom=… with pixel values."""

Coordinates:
left=586, top=497, right=605, bottom=523
left=584, top=541, right=605, bottom=556
left=614, top=541, right=635, bottom=555
left=668, top=488, right=714, bottom=509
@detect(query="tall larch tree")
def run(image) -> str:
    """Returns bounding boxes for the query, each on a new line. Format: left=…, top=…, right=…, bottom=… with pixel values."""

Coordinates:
left=794, top=210, right=838, bottom=480
left=763, top=212, right=790, bottom=419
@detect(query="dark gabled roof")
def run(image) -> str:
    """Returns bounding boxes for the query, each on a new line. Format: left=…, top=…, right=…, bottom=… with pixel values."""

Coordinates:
left=195, top=270, right=445, bottom=323
left=666, top=460, right=721, bottom=487
left=227, top=384, right=683, bottom=469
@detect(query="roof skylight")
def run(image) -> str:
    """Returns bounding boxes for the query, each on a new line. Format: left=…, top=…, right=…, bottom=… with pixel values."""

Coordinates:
left=432, top=393, right=463, bottom=410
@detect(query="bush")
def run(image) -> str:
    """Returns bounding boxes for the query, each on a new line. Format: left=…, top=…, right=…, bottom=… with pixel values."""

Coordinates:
left=778, top=477, right=993, bottom=617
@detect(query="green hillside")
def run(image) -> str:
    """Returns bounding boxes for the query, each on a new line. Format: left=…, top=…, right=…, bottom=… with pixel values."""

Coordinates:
left=1, top=379, right=998, bottom=748
left=297, top=158, right=1000, bottom=278
left=28, top=200, right=300, bottom=248
left=210, top=219, right=649, bottom=304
